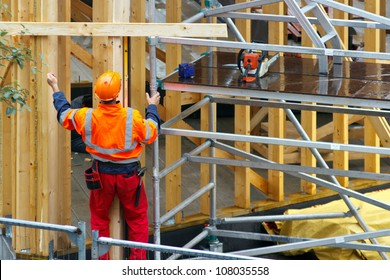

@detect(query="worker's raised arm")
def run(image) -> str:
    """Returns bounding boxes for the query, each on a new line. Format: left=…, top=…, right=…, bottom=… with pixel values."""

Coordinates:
left=47, top=73, right=60, bottom=93
left=47, top=72, right=80, bottom=131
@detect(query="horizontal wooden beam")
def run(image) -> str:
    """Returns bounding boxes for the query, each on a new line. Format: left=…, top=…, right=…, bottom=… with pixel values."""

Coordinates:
left=0, top=22, right=228, bottom=37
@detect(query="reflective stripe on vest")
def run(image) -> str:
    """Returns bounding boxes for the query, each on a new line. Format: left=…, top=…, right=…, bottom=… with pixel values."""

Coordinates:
left=90, top=153, right=141, bottom=164
left=143, top=118, right=158, bottom=143
left=60, top=108, right=77, bottom=128
left=84, top=108, right=139, bottom=155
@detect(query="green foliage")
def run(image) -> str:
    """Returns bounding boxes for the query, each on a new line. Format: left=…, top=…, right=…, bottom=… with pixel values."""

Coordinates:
left=0, top=4, right=38, bottom=115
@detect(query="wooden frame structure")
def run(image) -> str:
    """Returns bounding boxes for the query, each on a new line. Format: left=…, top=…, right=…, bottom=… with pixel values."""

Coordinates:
left=1, top=0, right=390, bottom=259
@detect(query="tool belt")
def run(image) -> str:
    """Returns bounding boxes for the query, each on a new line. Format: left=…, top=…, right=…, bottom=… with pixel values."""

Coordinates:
left=84, top=161, right=147, bottom=198
left=84, top=161, right=101, bottom=190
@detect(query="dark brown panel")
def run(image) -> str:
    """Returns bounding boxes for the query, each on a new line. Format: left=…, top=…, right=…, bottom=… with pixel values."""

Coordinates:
left=164, top=51, right=390, bottom=102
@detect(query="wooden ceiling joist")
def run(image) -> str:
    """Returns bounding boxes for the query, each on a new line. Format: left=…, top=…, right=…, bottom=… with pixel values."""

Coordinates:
left=0, top=22, right=228, bottom=37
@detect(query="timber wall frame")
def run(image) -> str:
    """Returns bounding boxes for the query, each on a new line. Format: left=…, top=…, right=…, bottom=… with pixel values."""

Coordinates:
left=1, top=0, right=390, bottom=260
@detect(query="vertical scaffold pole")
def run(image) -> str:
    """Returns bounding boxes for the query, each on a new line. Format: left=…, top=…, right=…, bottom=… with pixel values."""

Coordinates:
left=148, top=0, right=161, bottom=261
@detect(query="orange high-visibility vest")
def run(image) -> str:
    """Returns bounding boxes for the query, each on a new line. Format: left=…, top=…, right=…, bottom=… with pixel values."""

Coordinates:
left=59, top=102, right=158, bottom=163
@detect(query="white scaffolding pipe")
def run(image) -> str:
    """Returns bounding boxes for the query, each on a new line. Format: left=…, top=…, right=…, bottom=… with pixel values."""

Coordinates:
left=159, top=36, right=390, bottom=61
left=162, top=83, right=390, bottom=110
left=161, top=127, right=390, bottom=156
left=189, top=155, right=390, bottom=181
left=219, top=212, right=351, bottom=224
left=203, top=0, right=282, bottom=17
left=221, top=12, right=390, bottom=30
left=212, top=96, right=390, bottom=117
left=209, top=229, right=390, bottom=253
left=313, top=0, right=390, bottom=27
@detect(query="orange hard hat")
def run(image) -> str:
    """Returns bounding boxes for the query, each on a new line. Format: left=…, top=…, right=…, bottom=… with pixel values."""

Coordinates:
left=94, top=71, right=121, bottom=101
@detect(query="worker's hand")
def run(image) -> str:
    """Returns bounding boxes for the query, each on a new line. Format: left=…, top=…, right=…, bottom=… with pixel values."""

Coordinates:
left=146, top=91, right=161, bottom=106
left=47, top=73, right=60, bottom=93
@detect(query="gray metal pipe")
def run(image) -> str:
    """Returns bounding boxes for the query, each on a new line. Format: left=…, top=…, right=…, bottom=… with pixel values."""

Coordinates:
left=158, top=140, right=212, bottom=179
left=159, top=36, right=390, bottom=61
left=162, top=97, right=211, bottom=129
left=219, top=212, right=351, bottom=224
left=160, top=182, right=215, bottom=225
left=209, top=98, right=217, bottom=225
left=167, top=230, right=209, bottom=260
left=152, top=138, right=161, bottom=260
left=0, top=217, right=79, bottom=233
left=161, top=127, right=390, bottom=156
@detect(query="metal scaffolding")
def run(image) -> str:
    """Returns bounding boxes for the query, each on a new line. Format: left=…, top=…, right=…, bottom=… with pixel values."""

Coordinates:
left=148, top=0, right=390, bottom=260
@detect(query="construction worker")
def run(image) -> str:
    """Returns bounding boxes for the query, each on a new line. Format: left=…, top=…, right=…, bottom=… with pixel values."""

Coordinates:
left=47, top=71, right=161, bottom=260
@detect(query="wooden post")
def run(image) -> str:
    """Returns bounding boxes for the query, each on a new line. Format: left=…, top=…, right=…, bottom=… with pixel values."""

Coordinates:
left=57, top=0, right=72, bottom=246
left=364, top=1, right=386, bottom=63
left=234, top=0, right=251, bottom=208
left=298, top=1, right=317, bottom=194
left=334, top=0, right=349, bottom=48
left=13, top=0, right=34, bottom=254
left=332, top=0, right=349, bottom=188
left=165, top=0, right=182, bottom=224
left=130, top=0, right=146, bottom=136
left=199, top=1, right=214, bottom=215
left=263, top=2, right=286, bottom=201
left=0, top=0, right=15, bottom=221
left=363, top=1, right=383, bottom=176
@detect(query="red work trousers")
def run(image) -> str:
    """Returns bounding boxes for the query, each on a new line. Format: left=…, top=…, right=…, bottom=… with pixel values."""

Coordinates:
left=89, top=172, right=148, bottom=260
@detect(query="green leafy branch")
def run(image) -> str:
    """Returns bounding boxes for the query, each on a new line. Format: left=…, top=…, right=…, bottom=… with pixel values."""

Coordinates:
left=0, top=3, right=41, bottom=115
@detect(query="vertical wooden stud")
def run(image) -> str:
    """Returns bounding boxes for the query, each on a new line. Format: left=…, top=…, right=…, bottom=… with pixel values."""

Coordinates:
left=14, top=0, right=33, bottom=253
left=199, top=0, right=215, bottom=215
left=234, top=0, right=251, bottom=208
left=165, top=0, right=182, bottom=223
left=332, top=1, right=349, bottom=187
left=263, top=2, right=286, bottom=201
left=0, top=0, right=15, bottom=222
left=56, top=0, right=72, bottom=249
left=364, top=1, right=385, bottom=63
left=363, top=1, right=382, bottom=176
